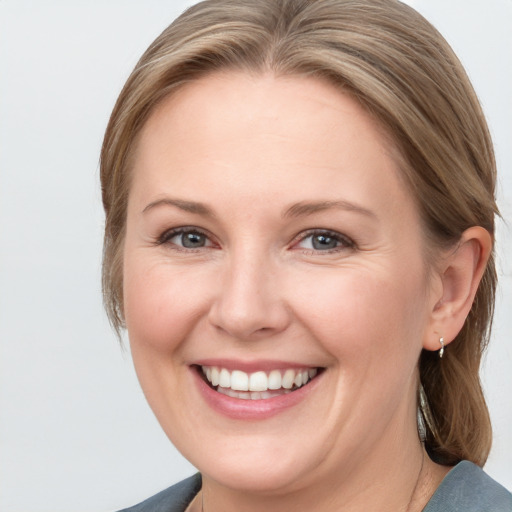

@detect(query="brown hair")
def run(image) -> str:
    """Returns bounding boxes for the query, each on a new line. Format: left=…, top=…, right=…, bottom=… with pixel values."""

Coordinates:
left=100, top=0, right=498, bottom=466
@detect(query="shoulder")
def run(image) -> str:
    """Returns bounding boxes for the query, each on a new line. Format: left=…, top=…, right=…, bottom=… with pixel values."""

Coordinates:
left=117, top=473, right=202, bottom=512
left=424, top=460, right=512, bottom=512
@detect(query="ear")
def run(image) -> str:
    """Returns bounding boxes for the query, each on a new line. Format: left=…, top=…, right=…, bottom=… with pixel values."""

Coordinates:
left=423, top=226, right=493, bottom=352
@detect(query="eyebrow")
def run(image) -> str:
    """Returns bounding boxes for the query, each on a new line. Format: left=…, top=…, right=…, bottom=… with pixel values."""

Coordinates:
left=283, top=200, right=377, bottom=219
left=142, top=197, right=376, bottom=220
left=142, top=198, right=214, bottom=216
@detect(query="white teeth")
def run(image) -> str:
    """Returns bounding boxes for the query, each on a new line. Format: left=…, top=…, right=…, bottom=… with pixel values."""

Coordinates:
left=217, top=387, right=293, bottom=400
left=201, top=365, right=320, bottom=397
left=231, top=370, right=249, bottom=391
left=249, top=371, right=268, bottom=391
left=268, top=370, right=282, bottom=390
left=219, top=368, right=231, bottom=388
left=281, top=369, right=295, bottom=389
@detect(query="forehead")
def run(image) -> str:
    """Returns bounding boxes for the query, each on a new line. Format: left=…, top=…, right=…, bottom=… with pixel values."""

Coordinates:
left=130, top=71, right=415, bottom=221
left=137, top=72, right=393, bottom=157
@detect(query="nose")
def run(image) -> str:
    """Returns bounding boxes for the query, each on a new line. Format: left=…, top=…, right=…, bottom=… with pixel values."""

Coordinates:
left=208, top=249, right=291, bottom=340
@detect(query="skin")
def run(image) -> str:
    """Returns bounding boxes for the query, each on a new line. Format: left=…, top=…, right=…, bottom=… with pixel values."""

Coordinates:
left=123, top=72, right=491, bottom=511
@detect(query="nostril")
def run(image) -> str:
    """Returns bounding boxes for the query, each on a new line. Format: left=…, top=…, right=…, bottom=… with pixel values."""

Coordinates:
left=209, top=307, right=289, bottom=340
left=207, top=265, right=291, bottom=339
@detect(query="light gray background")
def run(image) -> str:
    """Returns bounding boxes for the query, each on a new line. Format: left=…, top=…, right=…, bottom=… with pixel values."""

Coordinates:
left=0, top=1, right=510, bottom=511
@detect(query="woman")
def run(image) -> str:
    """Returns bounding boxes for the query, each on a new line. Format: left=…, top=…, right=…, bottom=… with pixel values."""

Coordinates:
left=100, top=0, right=512, bottom=510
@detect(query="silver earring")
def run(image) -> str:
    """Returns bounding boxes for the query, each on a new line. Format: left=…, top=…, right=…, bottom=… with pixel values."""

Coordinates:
left=439, top=337, right=445, bottom=359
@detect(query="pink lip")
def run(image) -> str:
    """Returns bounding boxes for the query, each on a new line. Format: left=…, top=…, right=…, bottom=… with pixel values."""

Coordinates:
left=192, top=358, right=316, bottom=373
left=190, top=365, right=322, bottom=420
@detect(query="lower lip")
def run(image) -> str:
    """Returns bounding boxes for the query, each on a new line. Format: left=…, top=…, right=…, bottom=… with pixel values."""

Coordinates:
left=192, top=367, right=322, bottom=420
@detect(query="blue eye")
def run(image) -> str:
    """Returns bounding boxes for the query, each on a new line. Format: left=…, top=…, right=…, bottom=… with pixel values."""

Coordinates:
left=296, top=230, right=353, bottom=252
left=160, top=228, right=214, bottom=249
left=178, top=232, right=207, bottom=248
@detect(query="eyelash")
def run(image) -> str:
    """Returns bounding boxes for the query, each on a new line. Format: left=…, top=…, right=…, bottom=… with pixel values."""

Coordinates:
left=156, top=227, right=355, bottom=254
left=156, top=226, right=216, bottom=251
left=291, top=229, right=355, bottom=254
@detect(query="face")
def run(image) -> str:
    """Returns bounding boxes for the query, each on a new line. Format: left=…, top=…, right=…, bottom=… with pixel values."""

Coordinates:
left=124, top=73, right=438, bottom=494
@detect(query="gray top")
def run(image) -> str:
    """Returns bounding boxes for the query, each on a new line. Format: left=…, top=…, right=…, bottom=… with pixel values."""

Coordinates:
left=118, top=474, right=201, bottom=512
left=119, top=461, right=512, bottom=512
left=423, top=461, right=512, bottom=512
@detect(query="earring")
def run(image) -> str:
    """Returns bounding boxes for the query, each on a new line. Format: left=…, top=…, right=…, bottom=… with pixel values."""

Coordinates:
left=439, top=337, right=445, bottom=359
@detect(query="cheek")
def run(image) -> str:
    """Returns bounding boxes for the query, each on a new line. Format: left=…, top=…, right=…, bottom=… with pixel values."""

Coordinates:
left=123, top=253, right=214, bottom=353
left=291, top=263, right=430, bottom=364
left=291, top=264, right=430, bottom=436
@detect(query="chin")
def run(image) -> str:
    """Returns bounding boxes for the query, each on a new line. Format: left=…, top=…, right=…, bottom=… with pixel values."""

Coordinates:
left=191, top=445, right=319, bottom=494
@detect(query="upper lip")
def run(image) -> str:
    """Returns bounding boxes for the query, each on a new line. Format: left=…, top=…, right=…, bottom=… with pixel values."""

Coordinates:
left=191, top=359, right=322, bottom=373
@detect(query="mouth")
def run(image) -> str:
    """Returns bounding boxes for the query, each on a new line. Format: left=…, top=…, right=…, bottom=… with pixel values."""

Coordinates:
left=196, top=365, right=322, bottom=400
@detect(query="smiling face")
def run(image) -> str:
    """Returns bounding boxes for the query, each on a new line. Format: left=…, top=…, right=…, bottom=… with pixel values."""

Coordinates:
left=123, top=73, right=439, bottom=497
